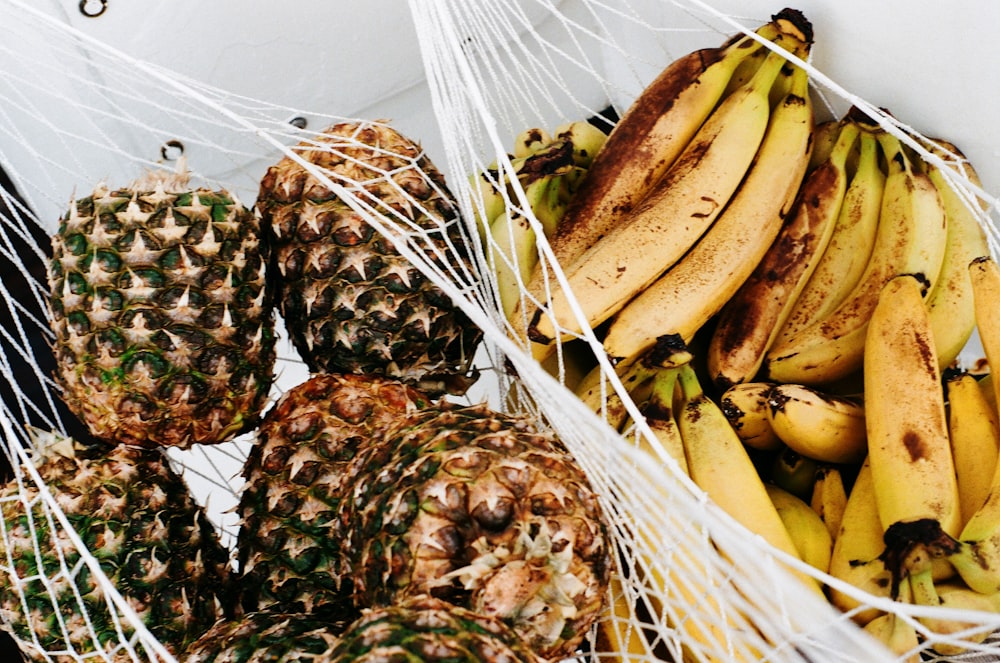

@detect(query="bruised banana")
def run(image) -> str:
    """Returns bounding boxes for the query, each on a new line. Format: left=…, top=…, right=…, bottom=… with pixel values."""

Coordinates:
left=600, top=51, right=814, bottom=365
left=537, top=12, right=802, bottom=274
left=719, top=381, right=781, bottom=452
left=810, top=465, right=848, bottom=541
left=526, top=40, right=806, bottom=347
left=765, top=483, right=833, bottom=574
left=948, top=256, right=1000, bottom=594
left=705, top=117, right=859, bottom=391
left=925, top=139, right=992, bottom=370
left=765, top=383, right=866, bottom=464
left=864, top=274, right=961, bottom=606
left=773, top=118, right=885, bottom=348
left=827, top=457, right=892, bottom=626
left=674, top=364, right=824, bottom=597
left=945, top=370, right=1000, bottom=528
left=765, top=131, right=949, bottom=385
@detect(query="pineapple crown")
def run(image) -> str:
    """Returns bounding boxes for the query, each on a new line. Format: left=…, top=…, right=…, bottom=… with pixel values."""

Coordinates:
left=127, top=156, right=192, bottom=193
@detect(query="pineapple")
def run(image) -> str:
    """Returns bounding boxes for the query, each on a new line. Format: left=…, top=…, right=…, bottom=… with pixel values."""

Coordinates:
left=255, top=120, right=482, bottom=396
left=183, top=609, right=350, bottom=662
left=328, top=594, right=541, bottom=663
left=337, top=403, right=611, bottom=660
left=236, top=373, right=431, bottom=616
left=0, top=428, right=233, bottom=662
left=47, top=163, right=276, bottom=448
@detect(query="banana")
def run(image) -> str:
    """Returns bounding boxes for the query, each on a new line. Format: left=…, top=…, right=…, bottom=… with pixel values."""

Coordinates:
left=489, top=209, right=538, bottom=320
left=552, top=120, right=609, bottom=169
left=911, top=581, right=999, bottom=656
left=704, top=118, right=859, bottom=391
left=674, top=364, right=824, bottom=596
left=925, top=140, right=992, bottom=370
left=827, top=457, right=892, bottom=626
left=807, top=118, right=841, bottom=172
left=945, top=370, right=1000, bottom=527
left=513, top=127, right=552, bottom=158
left=810, top=465, right=848, bottom=541
left=773, top=121, right=885, bottom=348
left=535, top=14, right=799, bottom=274
left=765, top=383, right=867, bottom=465
left=766, top=130, right=950, bottom=386
left=948, top=256, right=1000, bottom=594
left=719, top=381, right=782, bottom=452
left=595, top=573, right=657, bottom=661
left=574, top=358, right=657, bottom=431
left=600, top=53, right=815, bottom=365
left=861, top=273, right=962, bottom=608
left=861, top=580, right=920, bottom=663
left=635, top=365, right=689, bottom=473
left=765, top=483, right=833, bottom=574
left=768, top=446, right=819, bottom=501
left=525, top=40, right=805, bottom=348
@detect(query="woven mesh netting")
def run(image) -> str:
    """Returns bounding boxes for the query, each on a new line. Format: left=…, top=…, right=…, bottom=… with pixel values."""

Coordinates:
left=3, top=1, right=1000, bottom=661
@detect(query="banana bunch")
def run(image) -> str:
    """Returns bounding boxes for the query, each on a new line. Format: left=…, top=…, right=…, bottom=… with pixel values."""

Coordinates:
left=582, top=354, right=827, bottom=662
left=498, top=9, right=816, bottom=367
left=709, top=109, right=991, bottom=391
left=472, top=120, right=608, bottom=319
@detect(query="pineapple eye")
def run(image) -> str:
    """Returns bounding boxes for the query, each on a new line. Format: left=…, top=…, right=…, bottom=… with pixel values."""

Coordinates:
left=65, top=271, right=92, bottom=296
left=96, top=248, right=121, bottom=272
left=122, top=349, right=170, bottom=379
left=63, top=233, right=90, bottom=256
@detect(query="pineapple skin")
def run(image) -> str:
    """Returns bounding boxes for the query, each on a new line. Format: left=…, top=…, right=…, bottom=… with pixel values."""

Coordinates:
left=338, top=403, right=612, bottom=661
left=328, top=594, right=541, bottom=663
left=183, top=608, right=348, bottom=663
left=256, top=121, right=482, bottom=396
left=47, top=171, right=277, bottom=448
left=236, top=373, right=431, bottom=617
left=0, top=430, right=234, bottom=662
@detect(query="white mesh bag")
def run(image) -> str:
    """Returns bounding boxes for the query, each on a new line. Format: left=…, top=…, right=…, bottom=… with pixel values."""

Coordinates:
left=2, top=1, right=1000, bottom=662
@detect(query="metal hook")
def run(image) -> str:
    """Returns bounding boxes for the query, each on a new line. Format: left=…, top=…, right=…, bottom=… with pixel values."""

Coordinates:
left=79, top=0, right=108, bottom=18
left=289, top=116, right=308, bottom=130
left=160, top=140, right=185, bottom=161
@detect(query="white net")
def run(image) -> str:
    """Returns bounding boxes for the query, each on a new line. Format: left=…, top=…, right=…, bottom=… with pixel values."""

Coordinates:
left=2, top=0, right=1000, bottom=662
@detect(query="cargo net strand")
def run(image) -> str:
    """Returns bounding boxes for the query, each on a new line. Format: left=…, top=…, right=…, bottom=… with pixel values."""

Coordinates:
left=2, top=0, right=1000, bottom=662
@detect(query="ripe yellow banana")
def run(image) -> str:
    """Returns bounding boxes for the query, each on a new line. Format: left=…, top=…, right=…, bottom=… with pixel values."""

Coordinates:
left=945, top=370, right=1000, bottom=527
left=704, top=118, right=859, bottom=391
left=766, top=131, right=949, bottom=386
left=861, top=583, right=920, bottom=663
left=948, top=256, right=1000, bottom=594
left=635, top=365, right=689, bottom=473
left=594, top=574, right=658, bottom=662
left=674, top=364, right=824, bottom=596
left=807, top=118, right=841, bottom=172
left=765, top=483, right=833, bottom=574
left=911, top=581, right=999, bottom=656
left=538, top=15, right=796, bottom=273
left=810, top=465, right=848, bottom=541
left=526, top=42, right=802, bottom=347
left=600, top=54, right=815, bottom=364
left=864, top=272, right=961, bottom=578
left=827, top=457, right=892, bottom=626
left=924, top=140, right=991, bottom=370
left=765, top=383, right=867, bottom=465
left=773, top=122, right=885, bottom=348
left=719, top=381, right=781, bottom=452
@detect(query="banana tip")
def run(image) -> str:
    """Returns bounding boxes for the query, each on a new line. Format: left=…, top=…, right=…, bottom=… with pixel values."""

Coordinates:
left=772, top=8, right=813, bottom=44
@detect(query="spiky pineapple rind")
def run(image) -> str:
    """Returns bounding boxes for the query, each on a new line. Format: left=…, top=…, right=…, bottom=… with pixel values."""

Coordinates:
left=235, top=373, right=432, bottom=616
left=48, top=172, right=276, bottom=448
left=256, top=121, right=482, bottom=396
left=0, top=429, right=233, bottom=661
left=338, top=403, right=611, bottom=660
